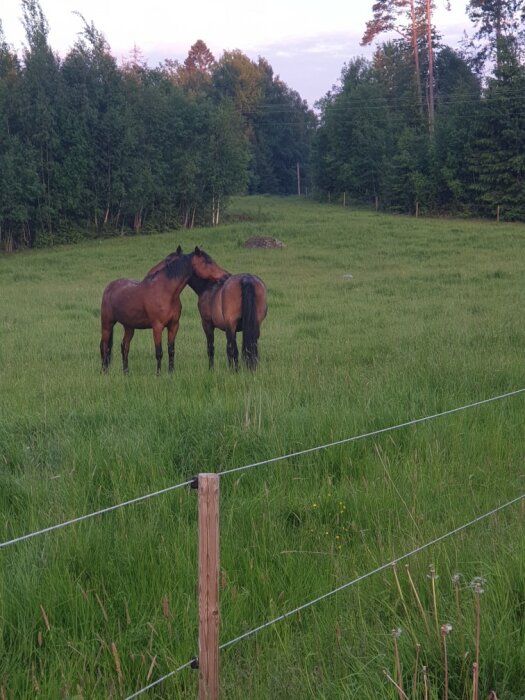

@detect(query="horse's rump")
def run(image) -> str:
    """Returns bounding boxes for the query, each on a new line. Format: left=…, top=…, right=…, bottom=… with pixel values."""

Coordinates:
left=101, top=278, right=150, bottom=328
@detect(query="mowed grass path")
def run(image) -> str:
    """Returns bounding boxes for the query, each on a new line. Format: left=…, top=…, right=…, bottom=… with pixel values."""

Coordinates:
left=0, top=197, right=524, bottom=698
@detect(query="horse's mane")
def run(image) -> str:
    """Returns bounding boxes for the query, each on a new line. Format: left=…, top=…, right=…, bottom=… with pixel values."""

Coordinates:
left=144, top=251, right=190, bottom=281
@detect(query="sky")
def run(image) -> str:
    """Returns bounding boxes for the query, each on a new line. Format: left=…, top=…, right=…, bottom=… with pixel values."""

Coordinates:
left=1, top=0, right=473, bottom=107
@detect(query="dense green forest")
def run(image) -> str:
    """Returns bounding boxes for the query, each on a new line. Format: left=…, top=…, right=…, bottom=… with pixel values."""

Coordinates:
left=315, top=0, right=525, bottom=221
left=1, top=0, right=525, bottom=250
left=0, top=1, right=315, bottom=250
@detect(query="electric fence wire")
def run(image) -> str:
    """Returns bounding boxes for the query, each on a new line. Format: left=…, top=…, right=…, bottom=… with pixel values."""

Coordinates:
left=125, top=659, right=196, bottom=700
left=217, top=387, right=525, bottom=478
left=0, top=478, right=195, bottom=550
left=0, top=387, right=523, bottom=550
left=125, top=490, right=525, bottom=699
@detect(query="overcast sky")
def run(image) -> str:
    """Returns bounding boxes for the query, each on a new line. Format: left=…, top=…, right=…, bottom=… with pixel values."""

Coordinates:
left=1, top=0, right=473, bottom=107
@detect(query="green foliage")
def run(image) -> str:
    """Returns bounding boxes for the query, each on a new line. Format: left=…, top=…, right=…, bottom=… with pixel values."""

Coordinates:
left=467, top=44, right=525, bottom=219
left=212, top=52, right=316, bottom=196
left=313, top=37, right=525, bottom=220
left=0, top=7, right=312, bottom=250
left=314, top=58, right=390, bottom=200
left=0, top=196, right=524, bottom=697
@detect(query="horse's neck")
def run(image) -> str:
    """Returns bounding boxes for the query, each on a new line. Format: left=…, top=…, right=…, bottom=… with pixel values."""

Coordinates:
left=189, top=274, right=229, bottom=296
left=165, top=272, right=191, bottom=297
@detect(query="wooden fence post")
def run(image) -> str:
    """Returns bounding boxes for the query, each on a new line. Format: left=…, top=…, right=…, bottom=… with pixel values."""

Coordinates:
left=197, top=474, right=220, bottom=700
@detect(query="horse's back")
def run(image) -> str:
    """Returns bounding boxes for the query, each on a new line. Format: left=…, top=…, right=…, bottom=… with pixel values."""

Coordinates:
left=102, top=278, right=140, bottom=307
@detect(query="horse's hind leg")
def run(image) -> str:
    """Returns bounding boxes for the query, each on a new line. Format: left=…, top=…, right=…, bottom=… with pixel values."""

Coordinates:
left=226, top=328, right=239, bottom=371
left=202, top=321, right=215, bottom=370
left=100, top=322, right=115, bottom=373
left=167, top=318, right=180, bottom=373
left=121, top=327, right=135, bottom=374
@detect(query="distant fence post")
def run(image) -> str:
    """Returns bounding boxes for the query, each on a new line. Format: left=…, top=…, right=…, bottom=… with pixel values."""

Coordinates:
left=197, top=474, right=220, bottom=700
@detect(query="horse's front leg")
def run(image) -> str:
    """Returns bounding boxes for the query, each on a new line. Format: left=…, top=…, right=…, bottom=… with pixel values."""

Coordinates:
left=152, top=324, right=164, bottom=375
left=167, top=319, right=180, bottom=373
left=226, top=328, right=239, bottom=371
left=121, top=326, right=135, bottom=374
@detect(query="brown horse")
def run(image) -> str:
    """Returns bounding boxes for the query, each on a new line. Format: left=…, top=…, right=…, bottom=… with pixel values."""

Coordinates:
left=187, top=254, right=268, bottom=370
left=100, top=246, right=226, bottom=374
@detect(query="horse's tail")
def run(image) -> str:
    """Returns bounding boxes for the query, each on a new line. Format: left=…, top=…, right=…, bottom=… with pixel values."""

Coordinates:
left=241, top=276, right=258, bottom=370
left=100, top=289, right=114, bottom=369
left=100, top=321, right=114, bottom=370
left=107, top=326, right=114, bottom=364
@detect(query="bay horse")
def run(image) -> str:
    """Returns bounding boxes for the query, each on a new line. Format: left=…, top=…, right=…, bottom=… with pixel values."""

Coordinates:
left=187, top=252, right=268, bottom=370
left=100, top=246, right=226, bottom=374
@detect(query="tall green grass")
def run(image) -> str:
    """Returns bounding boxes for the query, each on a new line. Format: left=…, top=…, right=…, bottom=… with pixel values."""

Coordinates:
left=0, top=197, right=524, bottom=698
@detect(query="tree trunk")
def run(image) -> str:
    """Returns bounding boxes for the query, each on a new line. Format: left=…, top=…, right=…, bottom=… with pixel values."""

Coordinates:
left=409, top=0, right=424, bottom=118
left=134, top=209, right=143, bottom=233
left=426, top=0, right=435, bottom=134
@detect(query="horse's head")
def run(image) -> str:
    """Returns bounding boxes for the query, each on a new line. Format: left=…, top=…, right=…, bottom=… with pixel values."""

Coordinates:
left=190, top=247, right=229, bottom=284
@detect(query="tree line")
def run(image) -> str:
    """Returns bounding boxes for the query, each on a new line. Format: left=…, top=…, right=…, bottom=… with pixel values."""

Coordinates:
left=314, top=0, right=525, bottom=220
left=0, top=1, right=315, bottom=250
left=1, top=0, right=525, bottom=251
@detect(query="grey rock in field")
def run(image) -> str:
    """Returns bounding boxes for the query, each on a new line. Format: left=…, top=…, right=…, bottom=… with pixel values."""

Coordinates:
left=244, top=236, right=285, bottom=249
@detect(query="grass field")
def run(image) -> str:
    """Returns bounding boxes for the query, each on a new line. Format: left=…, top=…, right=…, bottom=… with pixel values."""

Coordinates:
left=0, top=196, right=524, bottom=699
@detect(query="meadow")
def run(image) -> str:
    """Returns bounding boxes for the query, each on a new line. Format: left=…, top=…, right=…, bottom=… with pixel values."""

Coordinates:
left=0, top=196, right=524, bottom=699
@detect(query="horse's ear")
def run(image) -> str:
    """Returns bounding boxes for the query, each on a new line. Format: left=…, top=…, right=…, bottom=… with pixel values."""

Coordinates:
left=194, top=246, right=202, bottom=255
left=176, top=245, right=182, bottom=254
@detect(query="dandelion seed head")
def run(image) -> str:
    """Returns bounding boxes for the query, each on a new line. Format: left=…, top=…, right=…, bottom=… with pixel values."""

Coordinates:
left=452, top=573, right=462, bottom=586
left=427, top=564, right=439, bottom=580
left=391, top=627, right=402, bottom=638
left=441, top=623, right=453, bottom=635
left=470, top=576, right=486, bottom=594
